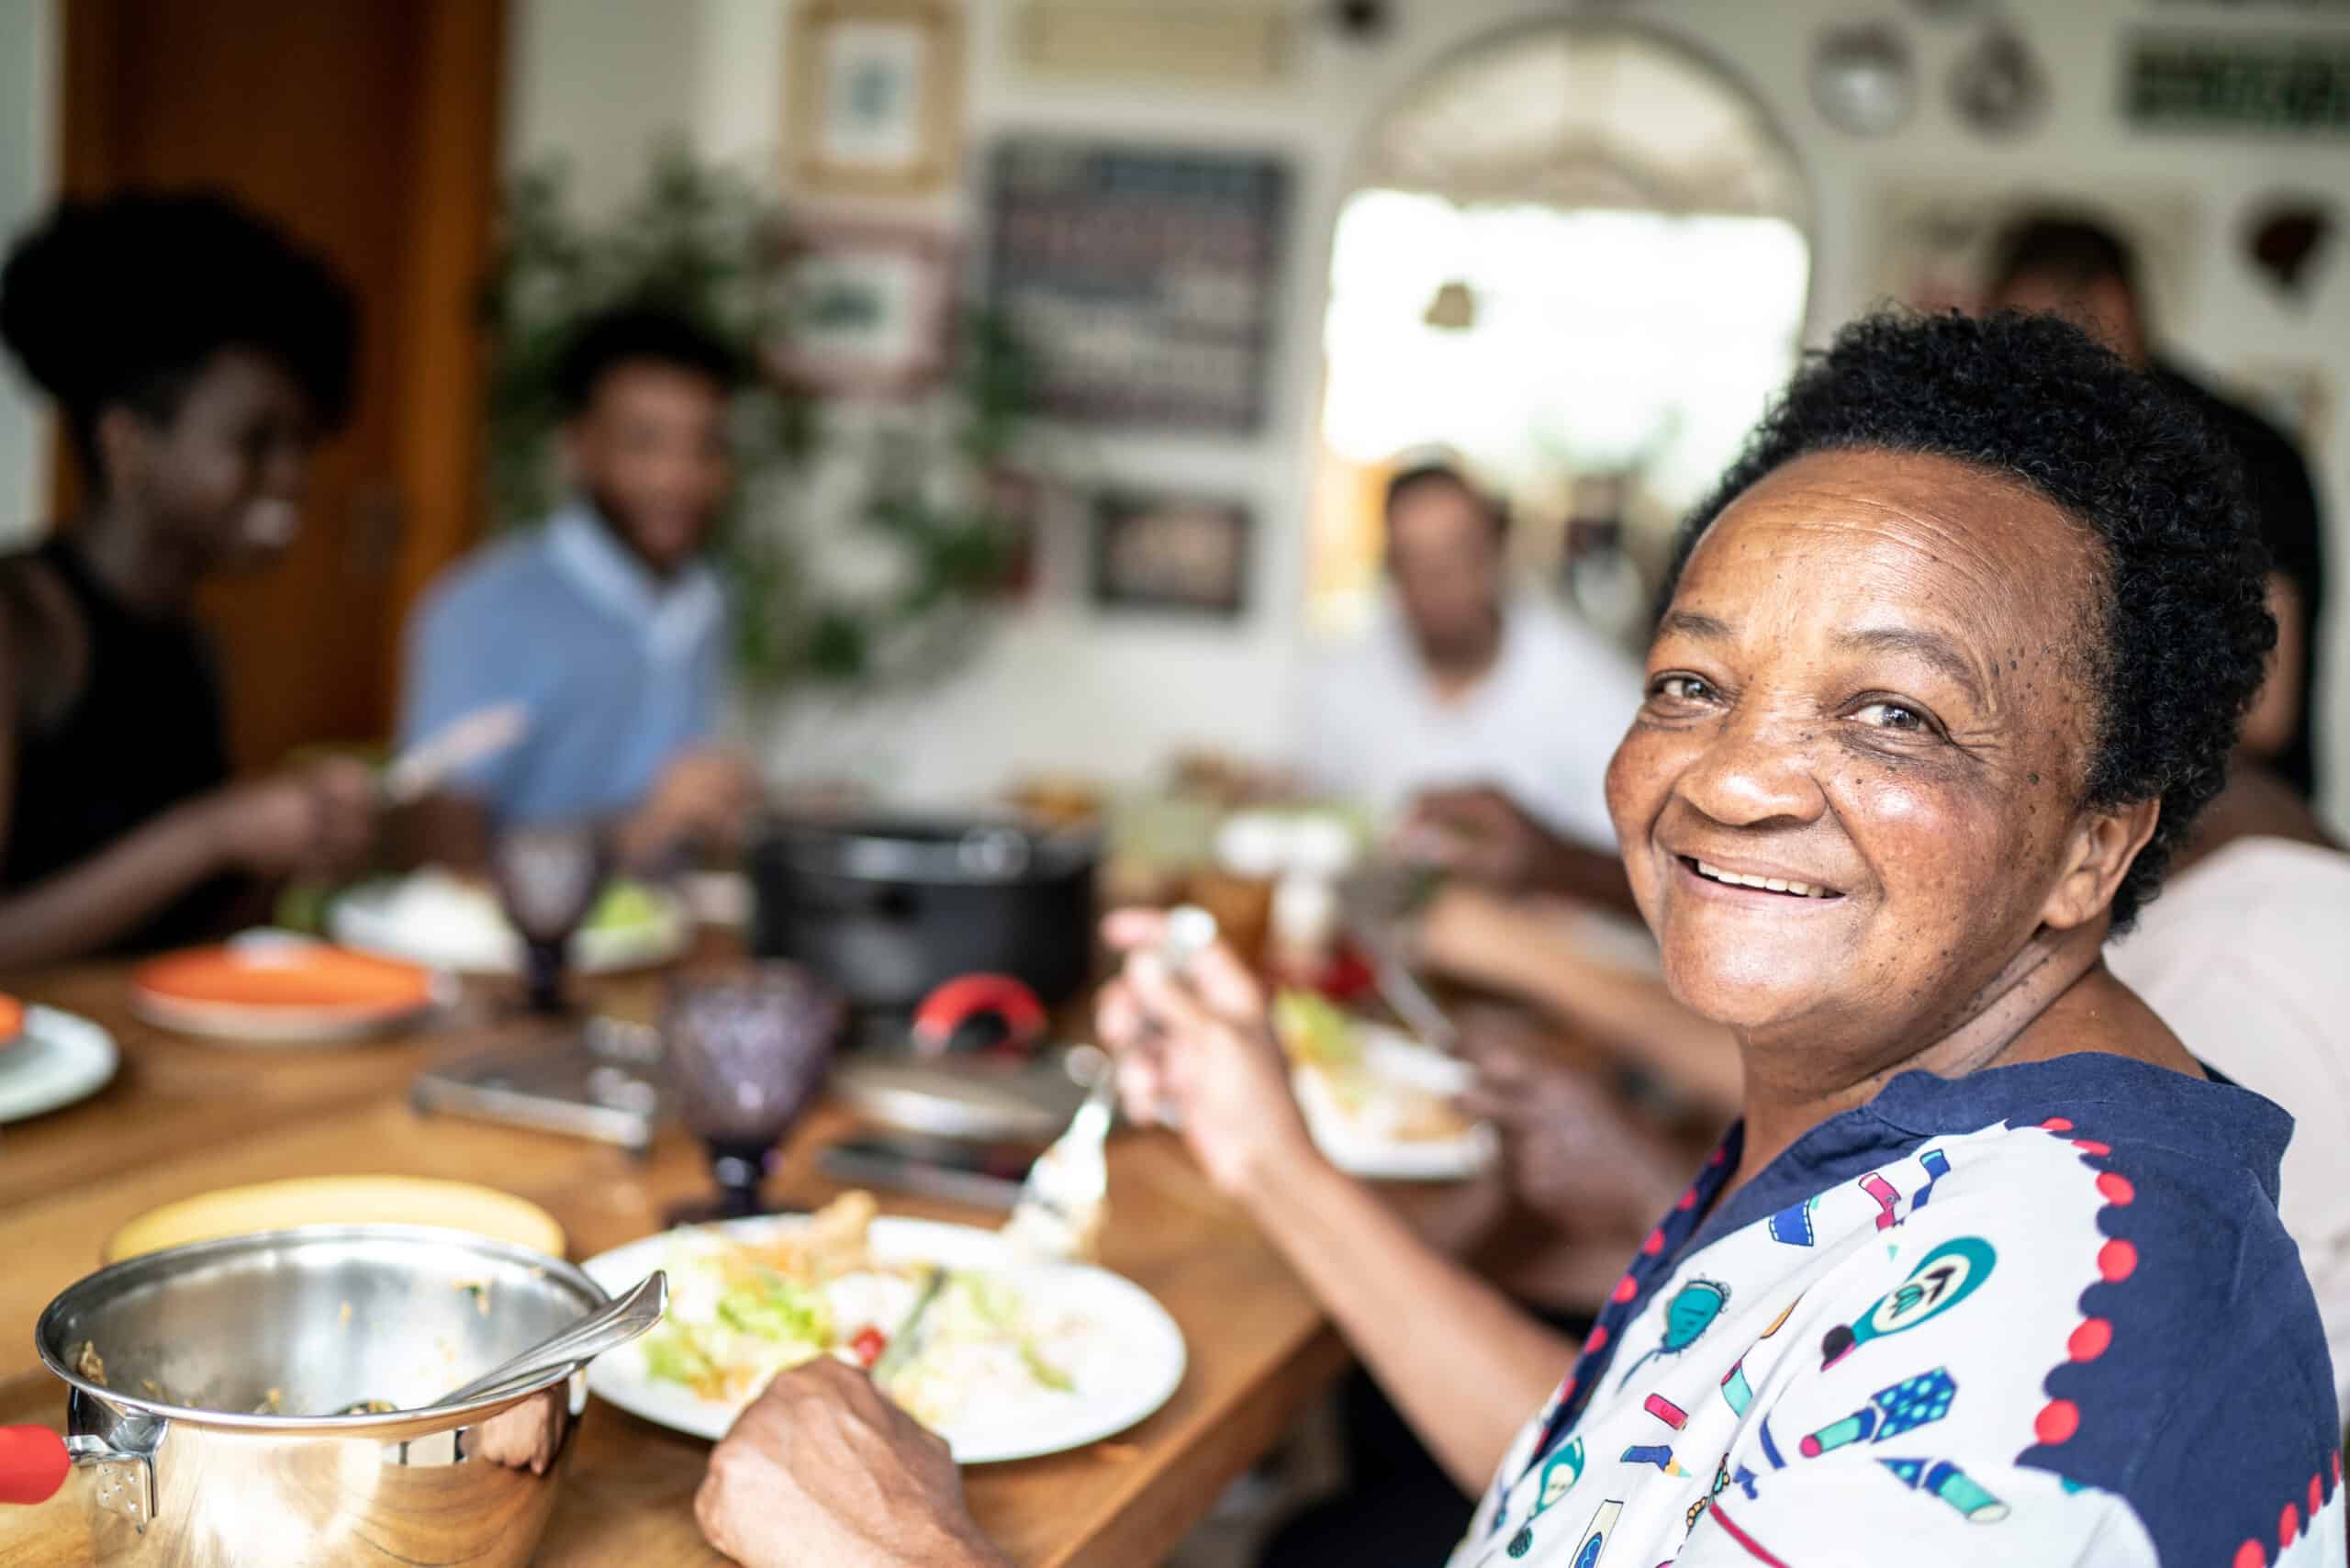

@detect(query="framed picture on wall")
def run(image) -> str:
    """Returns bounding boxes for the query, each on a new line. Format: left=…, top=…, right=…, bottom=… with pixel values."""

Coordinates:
left=1090, top=489, right=1251, bottom=618
left=775, top=223, right=954, bottom=398
left=986, top=138, right=1290, bottom=434
left=2124, top=30, right=2350, bottom=136
left=787, top=0, right=964, bottom=197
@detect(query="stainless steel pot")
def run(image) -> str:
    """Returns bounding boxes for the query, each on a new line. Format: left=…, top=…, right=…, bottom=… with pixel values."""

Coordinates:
left=9, top=1225, right=610, bottom=1566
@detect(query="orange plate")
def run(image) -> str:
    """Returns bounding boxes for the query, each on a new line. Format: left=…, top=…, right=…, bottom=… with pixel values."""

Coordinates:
left=136, top=946, right=435, bottom=1010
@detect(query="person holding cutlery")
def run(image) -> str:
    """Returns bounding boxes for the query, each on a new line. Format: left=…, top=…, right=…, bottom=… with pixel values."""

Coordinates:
left=690, top=311, right=2342, bottom=1566
left=1409, top=658, right=2350, bottom=1422
left=0, top=192, right=379, bottom=965
left=397, top=301, right=760, bottom=869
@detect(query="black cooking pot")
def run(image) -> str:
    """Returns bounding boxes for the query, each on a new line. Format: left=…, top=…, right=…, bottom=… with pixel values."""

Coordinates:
left=748, top=814, right=1099, bottom=1015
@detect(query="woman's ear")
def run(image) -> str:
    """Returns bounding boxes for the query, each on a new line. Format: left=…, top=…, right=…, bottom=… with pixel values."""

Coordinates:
left=2041, top=795, right=2161, bottom=931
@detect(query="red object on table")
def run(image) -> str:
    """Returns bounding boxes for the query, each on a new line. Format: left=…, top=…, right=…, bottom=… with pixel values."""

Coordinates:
left=910, top=973, right=1049, bottom=1058
left=0, top=1425, right=69, bottom=1505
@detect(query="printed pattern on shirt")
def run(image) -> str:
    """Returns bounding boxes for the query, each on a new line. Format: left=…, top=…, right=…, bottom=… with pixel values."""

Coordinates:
left=1449, top=1062, right=2345, bottom=1568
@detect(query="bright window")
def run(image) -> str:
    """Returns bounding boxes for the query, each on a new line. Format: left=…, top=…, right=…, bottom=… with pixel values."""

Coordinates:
left=1308, top=24, right=1811, bottom=634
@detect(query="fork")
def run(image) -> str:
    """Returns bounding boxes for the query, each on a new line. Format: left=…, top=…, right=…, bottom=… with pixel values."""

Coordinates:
left=1002, top=905, right=1218, bottom=1262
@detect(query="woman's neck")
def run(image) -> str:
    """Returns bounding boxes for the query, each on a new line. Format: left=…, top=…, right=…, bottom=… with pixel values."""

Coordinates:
left=1729, top=920, right=2136, bottom=1193
left=71, top=501, right=206, bottom=616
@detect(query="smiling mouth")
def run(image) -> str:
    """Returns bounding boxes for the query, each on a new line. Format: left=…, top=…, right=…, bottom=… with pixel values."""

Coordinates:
left=1680, top=857, right=1843, bottom=900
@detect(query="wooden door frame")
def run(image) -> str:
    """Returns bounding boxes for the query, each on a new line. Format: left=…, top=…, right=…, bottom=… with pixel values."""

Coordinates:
left=382, top=0, right=506, bottom=692
left=54, top=0, right=505, bottom=746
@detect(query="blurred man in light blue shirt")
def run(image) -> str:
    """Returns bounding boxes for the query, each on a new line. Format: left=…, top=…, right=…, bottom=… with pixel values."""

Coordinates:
left=399, top=304, right=759, bottom=868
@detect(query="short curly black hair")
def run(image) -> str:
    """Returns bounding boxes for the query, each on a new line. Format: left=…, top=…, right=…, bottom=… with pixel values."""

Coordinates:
left=0, top=189, right=356, bottom=479
left=554, top=301, right=744, bottom=417
left=1661, top=308, right=2274, bottom=930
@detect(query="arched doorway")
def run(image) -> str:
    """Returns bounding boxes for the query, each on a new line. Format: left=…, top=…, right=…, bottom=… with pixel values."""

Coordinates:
left=1307, top=20, right=1811, bottom=645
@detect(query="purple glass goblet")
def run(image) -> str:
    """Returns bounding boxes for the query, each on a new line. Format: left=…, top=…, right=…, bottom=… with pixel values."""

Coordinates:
left=492, top=822, right=611, bottom=1016
left=663, top=962, right=844, bottom=1224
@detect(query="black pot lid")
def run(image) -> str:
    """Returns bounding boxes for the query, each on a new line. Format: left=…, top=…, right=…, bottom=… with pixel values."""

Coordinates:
left=758, top=814, right=1100, bottom=885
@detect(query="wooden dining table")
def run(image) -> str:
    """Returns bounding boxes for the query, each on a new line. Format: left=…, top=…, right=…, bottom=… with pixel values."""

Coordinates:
left=0, top=956, right=1362, bottom=1567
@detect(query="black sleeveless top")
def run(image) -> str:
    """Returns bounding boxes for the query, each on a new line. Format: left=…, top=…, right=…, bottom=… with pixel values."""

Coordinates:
left=3, top=538, right=249, bottom=952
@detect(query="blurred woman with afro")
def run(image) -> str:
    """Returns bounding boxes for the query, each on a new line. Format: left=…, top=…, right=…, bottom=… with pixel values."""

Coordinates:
left=0, top=190, right=381, bottom=962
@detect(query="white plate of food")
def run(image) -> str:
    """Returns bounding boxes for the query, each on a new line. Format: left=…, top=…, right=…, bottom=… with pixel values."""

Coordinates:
left=330, top=870, right=689, bottom=977
left=1274, top=991, right=1496, bottom=1182
left=0, top=1003, right=119, bottom=1125
left=578, top=1194, right=1187, bottom=1463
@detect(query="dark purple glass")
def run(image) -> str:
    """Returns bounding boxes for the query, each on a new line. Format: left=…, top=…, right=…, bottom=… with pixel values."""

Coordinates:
left=492, top=822, right=611, bottom=1016
left=664, top=963, right=844, bottom=1223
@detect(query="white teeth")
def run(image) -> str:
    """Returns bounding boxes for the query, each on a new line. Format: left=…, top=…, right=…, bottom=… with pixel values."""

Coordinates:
left=1694, top=860, right=1832, bottom=898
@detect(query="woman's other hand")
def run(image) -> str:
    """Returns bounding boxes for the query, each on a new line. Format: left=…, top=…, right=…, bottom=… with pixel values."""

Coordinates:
left=695, top=1359, right=1006, bottom=1568
left=1095, top=907, right=1318, bottom=1196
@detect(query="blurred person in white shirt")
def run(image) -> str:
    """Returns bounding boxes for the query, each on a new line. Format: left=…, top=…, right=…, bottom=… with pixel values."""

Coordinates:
left=1295, top=458, right=1643, bottom=859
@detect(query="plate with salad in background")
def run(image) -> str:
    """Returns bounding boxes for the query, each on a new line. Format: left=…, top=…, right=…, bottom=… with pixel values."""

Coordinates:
left=577, top=1193, right=1187, bottom=1463
left=1273, top=991, right=1497, bottom=1182
left=330, top=869, right=688, bottom=976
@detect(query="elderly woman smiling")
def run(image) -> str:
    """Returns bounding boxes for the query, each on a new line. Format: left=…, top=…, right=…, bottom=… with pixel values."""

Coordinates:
left=690, top=312, right=2344, bottom=1568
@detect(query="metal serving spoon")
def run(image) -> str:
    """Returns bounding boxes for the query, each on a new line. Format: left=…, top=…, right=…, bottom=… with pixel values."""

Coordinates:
left=424, top=1271, right=667, bottom=1410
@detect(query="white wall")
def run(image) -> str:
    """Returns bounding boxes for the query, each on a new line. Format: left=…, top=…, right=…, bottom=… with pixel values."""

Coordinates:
left=0, top=0, right=55, bottom=544
left=508, top=0, right=2350, bottom=825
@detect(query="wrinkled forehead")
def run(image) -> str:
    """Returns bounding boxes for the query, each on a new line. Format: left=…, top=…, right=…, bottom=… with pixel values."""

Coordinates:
left=1668, top=449, right=2108, bottom=670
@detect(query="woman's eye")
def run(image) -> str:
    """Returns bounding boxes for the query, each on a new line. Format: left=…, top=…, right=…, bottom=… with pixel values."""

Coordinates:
left=1652, top=675, right=1715, bottom=704
left=1854, top=700, right=1930, bottom=734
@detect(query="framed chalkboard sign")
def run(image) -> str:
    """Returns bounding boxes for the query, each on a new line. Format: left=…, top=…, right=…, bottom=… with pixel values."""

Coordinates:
left=985, top=137, right=1290, bottom=434
left=2124, top=31, right=2350, bottom=133
left=1090, top=487, right=1252, bottom=617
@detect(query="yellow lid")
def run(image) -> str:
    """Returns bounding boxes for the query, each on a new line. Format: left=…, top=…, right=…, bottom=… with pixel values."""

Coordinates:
left=103, top=1176, right=565, bottom=1264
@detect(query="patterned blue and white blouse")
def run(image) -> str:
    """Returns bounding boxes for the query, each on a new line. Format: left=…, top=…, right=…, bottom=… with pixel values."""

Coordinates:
left=1450, top=1054, right=2345, bottom=1567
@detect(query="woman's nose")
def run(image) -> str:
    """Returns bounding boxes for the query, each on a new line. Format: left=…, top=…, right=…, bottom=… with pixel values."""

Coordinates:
left=1673, top=708, right=1829, bottom=829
